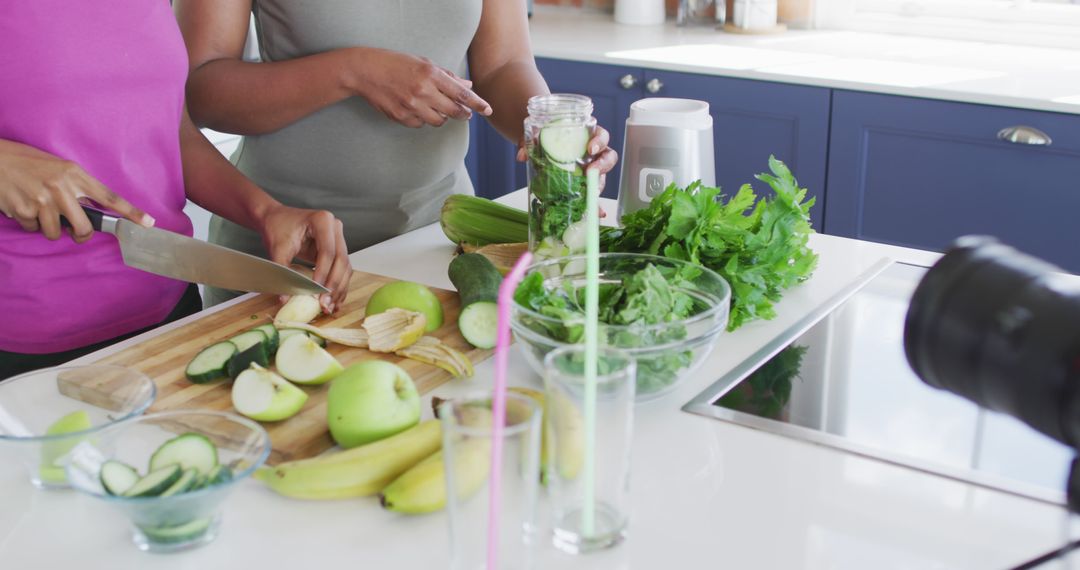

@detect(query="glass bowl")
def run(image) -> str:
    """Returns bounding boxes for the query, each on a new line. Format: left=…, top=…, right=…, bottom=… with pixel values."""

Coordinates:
left=65, top=410, right=271, bottom=553
left=511, top=253, right=730, bottom=401
left=0, top=364, right=157, bottom=488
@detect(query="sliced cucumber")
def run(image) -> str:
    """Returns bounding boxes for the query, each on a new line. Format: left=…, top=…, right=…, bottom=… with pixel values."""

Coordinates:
left=539, top=123, right=590, bottom=163
left=140, top=517, right=213, bottom=544
left=229, top=329, right=269, bottom=353
left=448, top=253, right=503, bottom=349
left=185, top=341, right=238, bottom=384
left=204, top=465, right=234, bottom=487
left=279, top=329, right=326, bottom=348
left=160, top=468, right=200, bottom=497
left=149, top=433, right=219, bottom=476
left=124, top=464, right=182, bottom=498
left=100, top=460, right=140, bottom=496
left=227, top=342, right=270, bottom=378
left=254, top=324, right=280, bottom=355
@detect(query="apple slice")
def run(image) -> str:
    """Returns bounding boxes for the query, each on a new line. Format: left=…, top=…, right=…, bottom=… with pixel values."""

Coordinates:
left=275, top=334, right=344, bottom=385
left=232, top=363, right=308, bottom=422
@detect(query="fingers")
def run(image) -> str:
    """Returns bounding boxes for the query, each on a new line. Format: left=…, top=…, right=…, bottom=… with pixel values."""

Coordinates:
left=55, top=193, right=95, bottom=243
left=516, top=146, right=527, bottom=162
left=587, top=127, right=611, bottom=156
left=585, top=147, right=618, bottom=176
left=435, top=72, right=491, bottom=117
left=324, top=220, right=351, bottom=311
left=79, top=169, right=154, bottom=227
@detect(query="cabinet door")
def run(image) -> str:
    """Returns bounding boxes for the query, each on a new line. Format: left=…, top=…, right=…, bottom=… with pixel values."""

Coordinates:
left=645, top=71, right=830, bottom=228
left=536, top=58, right=641, bottom=197
left=827, top=91, right=1080, bottom=272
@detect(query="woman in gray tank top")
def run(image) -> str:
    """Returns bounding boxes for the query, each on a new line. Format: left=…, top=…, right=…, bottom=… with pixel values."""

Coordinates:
left=174, top=0, right=617, bottom=308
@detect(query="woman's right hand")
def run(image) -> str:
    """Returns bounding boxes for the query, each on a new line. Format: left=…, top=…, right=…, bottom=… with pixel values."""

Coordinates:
left=0, top=140, right=153, bottom=242
left=349, top=48, right=492, bottom=128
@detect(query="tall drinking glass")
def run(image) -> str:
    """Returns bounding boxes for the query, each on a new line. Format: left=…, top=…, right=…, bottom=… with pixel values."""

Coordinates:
left=543, top=346, right=636, bottom=553
left=440, top=392, right=542, bottom=570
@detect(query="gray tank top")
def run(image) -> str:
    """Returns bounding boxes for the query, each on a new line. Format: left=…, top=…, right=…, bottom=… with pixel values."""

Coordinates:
left=208, top=0, right=483, bottom=298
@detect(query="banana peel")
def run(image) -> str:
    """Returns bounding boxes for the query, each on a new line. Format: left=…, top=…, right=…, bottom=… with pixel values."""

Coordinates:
left=273, top=319, right=369, bottom=348
left=363, top=308, right=426, bottom=352
left=396, top=336, right=474, bottom=378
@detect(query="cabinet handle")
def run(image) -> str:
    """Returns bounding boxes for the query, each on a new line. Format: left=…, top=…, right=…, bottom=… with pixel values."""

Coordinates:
left=619, top=74, right=637, bottom=90
left=645, top=78, right=664, bottom=94
left=997, top=126, right=1052, bottom=146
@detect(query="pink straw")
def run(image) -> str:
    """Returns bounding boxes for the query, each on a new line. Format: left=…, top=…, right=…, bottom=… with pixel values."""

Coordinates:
left=488, top=250, right=533, bottom=570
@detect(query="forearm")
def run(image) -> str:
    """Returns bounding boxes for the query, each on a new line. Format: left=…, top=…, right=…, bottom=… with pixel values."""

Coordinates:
left=179, top=112, right=277, bottom=231
left=186, top=48, right=365, bottom=135
left=472, top=59, right=548, bottom=145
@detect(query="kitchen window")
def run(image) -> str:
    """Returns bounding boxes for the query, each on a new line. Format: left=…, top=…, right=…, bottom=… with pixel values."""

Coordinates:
left=816, top=0, right=1080, bottom=49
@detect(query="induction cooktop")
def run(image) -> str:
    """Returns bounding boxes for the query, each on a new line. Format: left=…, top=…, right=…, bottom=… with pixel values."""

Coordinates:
left=684, top=261, right=1072, bottom=506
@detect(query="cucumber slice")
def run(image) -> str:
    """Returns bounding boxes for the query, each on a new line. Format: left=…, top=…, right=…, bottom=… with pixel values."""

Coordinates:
left=458, top=302, right=498, bottom=349
left=279, top=329, right=327, bottom=348
left=226, top=342, right=270, bottom=378
left=254, top=324, right=280, bottom=355
left=100, top=460, right=140, bottom=496
left=204, top=465, right=234, bottom=487
left=124, top=464, right=182, bottom=497
left=229, top=330, right=269, bottom=353
left=149, top=433, right=219, bottom=476
left=160, top=468, right=200, bottom=497
left=539, top=123, right=589, bottom=163
left=140, top=517, right=213, bottom=544
left=185, top=341, right=238, bottom=384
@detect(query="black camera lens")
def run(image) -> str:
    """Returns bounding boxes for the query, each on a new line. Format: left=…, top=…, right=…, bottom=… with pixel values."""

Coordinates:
left=904, top=236, right=1080, bottom=448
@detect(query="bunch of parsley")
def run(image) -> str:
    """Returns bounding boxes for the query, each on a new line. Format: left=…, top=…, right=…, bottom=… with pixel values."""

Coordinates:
left=601, top=156, right=818, bottom=330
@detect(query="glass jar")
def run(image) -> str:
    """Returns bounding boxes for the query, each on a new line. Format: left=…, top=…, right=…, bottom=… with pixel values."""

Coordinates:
left=524, top=94, right=596, bottom=259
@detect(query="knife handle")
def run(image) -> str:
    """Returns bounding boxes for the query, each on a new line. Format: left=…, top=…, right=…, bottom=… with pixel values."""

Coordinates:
left=59, top=206, right=106, bottom=233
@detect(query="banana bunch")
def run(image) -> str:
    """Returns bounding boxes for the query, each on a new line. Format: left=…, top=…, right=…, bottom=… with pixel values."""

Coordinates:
left=379, top=405, right=493, bottom=514
left=254, top=419, right=442, bottom=500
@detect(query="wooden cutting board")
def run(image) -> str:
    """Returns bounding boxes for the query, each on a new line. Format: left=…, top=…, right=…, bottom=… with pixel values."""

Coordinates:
left=87, top=270, right=491, bottom=465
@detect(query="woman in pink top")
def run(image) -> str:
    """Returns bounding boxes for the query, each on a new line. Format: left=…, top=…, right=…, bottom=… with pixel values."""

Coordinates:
left=0, top=1, right=352, bottom=379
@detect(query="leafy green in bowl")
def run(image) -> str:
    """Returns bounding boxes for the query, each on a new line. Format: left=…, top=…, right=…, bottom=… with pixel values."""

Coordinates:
left=511, top=253, right=730, bottom=400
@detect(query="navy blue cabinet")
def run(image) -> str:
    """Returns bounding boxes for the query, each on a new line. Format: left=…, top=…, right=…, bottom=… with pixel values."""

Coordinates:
left=826, top=90, right=1080, bottom=272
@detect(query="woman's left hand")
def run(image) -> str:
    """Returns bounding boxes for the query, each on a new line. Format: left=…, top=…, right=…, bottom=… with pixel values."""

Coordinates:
left=516, top=124, right=618, bottom=181
left=259, top=205, right=352, bottom=314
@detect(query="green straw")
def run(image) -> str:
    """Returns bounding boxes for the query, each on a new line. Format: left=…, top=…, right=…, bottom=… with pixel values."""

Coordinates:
left=583, top=167, right=600, bottom=536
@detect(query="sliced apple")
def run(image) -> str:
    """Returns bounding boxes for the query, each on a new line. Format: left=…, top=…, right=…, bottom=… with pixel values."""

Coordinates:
left=276, top=295, right=321, bottom=324
left=275, top=334, right=344, bottom=385
left=232, top=363, right=308, bottom=422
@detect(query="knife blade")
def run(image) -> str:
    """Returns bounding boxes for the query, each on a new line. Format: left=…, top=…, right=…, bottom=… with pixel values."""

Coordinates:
left=62, top=206, right=329, bottom=296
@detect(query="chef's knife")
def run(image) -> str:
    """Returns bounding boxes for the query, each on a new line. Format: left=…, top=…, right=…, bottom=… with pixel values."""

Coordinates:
left=61, top=206, right=329, bottom=296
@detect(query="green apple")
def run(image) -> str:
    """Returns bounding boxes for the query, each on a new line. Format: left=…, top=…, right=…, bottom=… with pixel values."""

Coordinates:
left=232, top=364, right=309, bottom=422
left=365, top=281, right=444, bottom=332
left=275, top=334, right=344, bottom=385
left=327, top=361, right=420, bottom=448
left=39, top=410, right=93, bottom=485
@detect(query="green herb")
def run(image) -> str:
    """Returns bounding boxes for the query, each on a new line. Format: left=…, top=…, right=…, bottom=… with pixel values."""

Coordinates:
left=716, top=344, right=807, bottom=419
left=527, top=147, right=587, bottom=253
left=600, top=156, right=817, bottom=331
left=514, top=263, right=700, bottom=394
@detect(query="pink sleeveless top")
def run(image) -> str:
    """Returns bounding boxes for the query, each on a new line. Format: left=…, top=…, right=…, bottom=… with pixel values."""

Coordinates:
left=0, top=0, right=193, bottom=354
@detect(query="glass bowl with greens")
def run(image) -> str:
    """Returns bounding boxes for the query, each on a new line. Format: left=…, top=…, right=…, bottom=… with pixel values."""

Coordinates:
left=65, top=410, right=270, bottom=553
left=511, top=253, right=730, bottom=401
left=0, top=364, right=156, bottom=489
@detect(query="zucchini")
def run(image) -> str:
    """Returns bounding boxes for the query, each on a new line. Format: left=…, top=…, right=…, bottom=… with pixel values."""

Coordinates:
left=124, top=464, right=182, bottom=497
left=448, top=253, right=502, bottom=349
left=160, top=468, right=201, bottom=497
left=254, top=324, right=280, bottom=355
left=100, top=460, right=140, bottom=496
left=185, top=341, right=238, bottom=384
left=149, top=433, right=219, bottom=476
left=539, top=122, right=590, bottom=163
left=279, top=328, right=326, bottom=348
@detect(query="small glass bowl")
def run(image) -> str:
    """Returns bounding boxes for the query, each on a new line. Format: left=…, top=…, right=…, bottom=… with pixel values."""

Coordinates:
left=0, top=364, right=157, bottom=488
left=65, top=410, right=271, bottom=553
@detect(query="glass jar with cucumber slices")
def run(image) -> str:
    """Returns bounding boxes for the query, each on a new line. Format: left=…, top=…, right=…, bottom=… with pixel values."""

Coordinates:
left=524, top=94, right=596, bottom=260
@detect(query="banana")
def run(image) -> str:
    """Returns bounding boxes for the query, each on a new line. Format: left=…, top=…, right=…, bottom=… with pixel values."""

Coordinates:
left=254, top=419, right=441, bottom=500
left=508, top=387, right=551, bottom=485
left=379, top=406, right=492, bottom=514
left=545, top=386, right=585, bottom=481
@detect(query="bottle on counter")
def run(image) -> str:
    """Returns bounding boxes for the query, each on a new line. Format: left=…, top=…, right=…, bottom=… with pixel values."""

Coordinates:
left=524, top=94, right=596, bottom=260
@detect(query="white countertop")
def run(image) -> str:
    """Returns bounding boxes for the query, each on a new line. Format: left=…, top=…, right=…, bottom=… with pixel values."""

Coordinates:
left=529, top=6, right=1080, bottom=116
left=0, top=192, right=1074, bottom=569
